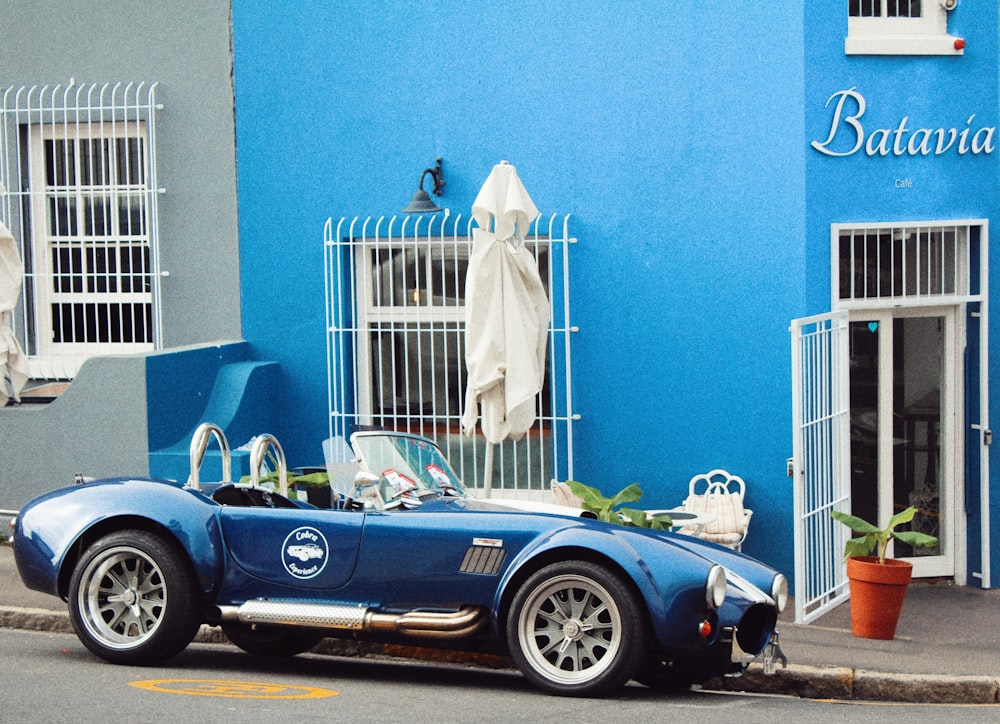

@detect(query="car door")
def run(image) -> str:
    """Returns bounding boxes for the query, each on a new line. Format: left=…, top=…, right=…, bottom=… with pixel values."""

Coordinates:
left=219, top=506, right=364, bottom=590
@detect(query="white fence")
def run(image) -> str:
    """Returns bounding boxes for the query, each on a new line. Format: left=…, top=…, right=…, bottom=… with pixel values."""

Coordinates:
left=324, top=212, right=577, bottom=493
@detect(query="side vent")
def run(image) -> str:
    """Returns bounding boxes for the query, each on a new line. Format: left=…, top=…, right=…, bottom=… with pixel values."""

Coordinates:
left=460, top=545, right=506, bottom=575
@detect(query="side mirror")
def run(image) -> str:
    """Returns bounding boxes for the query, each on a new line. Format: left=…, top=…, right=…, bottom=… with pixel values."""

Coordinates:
left=353, top=471, right=383, bottom=510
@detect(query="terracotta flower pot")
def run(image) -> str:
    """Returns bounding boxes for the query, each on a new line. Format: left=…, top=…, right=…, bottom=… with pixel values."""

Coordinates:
left=846, top=555, right=913, bottom=640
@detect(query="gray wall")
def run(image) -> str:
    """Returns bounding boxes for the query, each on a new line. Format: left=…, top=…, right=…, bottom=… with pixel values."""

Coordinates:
left=1, top=0, right=242, bottom=506
left=0, top=354, right=149, bottom=509
left=0, top=0, right=241, bottom=346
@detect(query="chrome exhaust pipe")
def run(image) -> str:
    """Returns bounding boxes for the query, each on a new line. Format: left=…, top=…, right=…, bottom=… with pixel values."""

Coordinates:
left=213, top=600, right=488, bottom=640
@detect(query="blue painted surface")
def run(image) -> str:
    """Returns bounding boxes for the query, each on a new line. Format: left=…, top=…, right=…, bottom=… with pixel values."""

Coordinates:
left=229, top=2, right=999, bottom=585
left=231, top=2, right=806, bottom=579
left=805, top=4, right=1000, bottom=584
left=146, top=343, right=280, bottom=483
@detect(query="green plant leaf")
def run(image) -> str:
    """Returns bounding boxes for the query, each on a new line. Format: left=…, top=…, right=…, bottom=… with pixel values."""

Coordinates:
left=609, top=483, right=644, bottom=508
left=647, top=513, right=673, bottom=530
left=618, top=508, right=647, bottom=527
left=892, top=530, right=939, bottom=549
left=842, top=534, right=878, bottom=560
left=886, top=506, right=918, bottom=531
left=565, top=480, right=611, bottom=509
left=830, top=509, right=880, bottom=534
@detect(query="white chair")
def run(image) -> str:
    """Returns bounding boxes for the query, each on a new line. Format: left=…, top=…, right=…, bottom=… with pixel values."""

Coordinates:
left=680, top=469, right=753, bottom=550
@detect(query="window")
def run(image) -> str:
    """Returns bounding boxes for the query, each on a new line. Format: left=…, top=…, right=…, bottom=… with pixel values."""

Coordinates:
left=834, top=223, right=972, bottom=305
left=325, top=214, right=576, bottom=493
left=846, top=0, right=963, bottom=56
left=0, top=82, right=162, bottom=380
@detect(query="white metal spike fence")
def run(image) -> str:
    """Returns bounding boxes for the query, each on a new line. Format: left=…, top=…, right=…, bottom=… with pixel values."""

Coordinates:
left=791, top=311, right=851, bottom=624
left=0, top=81, right=163, bottom=380
left=325, top=212, right=577, bottom=495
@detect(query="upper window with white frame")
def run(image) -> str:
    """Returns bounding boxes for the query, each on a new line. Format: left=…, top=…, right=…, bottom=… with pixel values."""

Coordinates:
left=846, top=0, right=964, bottom=56
left=832, top=221, right=983, bottom=307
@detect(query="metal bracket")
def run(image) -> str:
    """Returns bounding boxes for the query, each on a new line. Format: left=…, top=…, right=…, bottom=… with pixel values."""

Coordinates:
left=762, top=630, right=788, bottom=675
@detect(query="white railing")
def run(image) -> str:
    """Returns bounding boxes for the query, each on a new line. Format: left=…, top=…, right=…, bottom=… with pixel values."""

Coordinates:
left=325, top=212, right=577, bottom=493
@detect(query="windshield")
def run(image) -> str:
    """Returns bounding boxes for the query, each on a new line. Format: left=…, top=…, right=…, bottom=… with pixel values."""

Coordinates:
left=350, top=432, right=468, bottom=505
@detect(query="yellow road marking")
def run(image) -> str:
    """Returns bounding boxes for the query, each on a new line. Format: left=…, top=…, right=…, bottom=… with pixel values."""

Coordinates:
left=130, top=679, right=338, bottom=699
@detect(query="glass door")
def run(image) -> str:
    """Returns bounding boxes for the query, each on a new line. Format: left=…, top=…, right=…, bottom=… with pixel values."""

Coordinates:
left=848, top=307, right=956, bottom=577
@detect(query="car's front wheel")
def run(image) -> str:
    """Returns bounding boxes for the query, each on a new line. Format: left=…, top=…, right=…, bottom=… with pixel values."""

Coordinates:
left=68, top=530, right=202, bottom=665
left=506, top=561, right=647, bottom=696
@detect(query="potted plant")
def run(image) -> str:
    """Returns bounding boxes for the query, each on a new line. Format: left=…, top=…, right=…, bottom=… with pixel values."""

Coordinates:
left=830, top=505, right=938, bottom=640
left=565, top=481, right=672, bottom=530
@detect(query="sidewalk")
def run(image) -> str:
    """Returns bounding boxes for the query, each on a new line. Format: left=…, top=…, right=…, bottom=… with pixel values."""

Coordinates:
left=2, top=542, right=998, bottom=703
left=707, top=577, right=1000, bottom=703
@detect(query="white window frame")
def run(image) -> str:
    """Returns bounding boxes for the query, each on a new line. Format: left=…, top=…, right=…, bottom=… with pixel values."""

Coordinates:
left=846, top=1, right=964, bottom=56
left=28, top=121, right=156, bottom=377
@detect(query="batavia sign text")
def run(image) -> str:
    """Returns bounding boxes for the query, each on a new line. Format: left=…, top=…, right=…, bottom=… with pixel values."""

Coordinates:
left=812, top=88, right=995, bottom=158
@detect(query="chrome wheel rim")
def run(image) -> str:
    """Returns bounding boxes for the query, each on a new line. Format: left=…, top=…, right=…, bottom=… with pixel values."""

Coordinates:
left=516, top=573, right=623, bottom=685
left=77, top=545, right=167, bottom=650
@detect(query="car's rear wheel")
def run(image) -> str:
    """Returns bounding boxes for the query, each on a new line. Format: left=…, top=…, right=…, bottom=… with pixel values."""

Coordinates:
left=222, top=623, right=324, bottom=656
left=68, top=530, right=202, bottom=665
left=506, top=561, right=647, bottom=696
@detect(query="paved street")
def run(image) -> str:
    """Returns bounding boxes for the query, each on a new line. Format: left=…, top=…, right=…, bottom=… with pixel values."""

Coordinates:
left=4, top=628, right=1000, bottom=724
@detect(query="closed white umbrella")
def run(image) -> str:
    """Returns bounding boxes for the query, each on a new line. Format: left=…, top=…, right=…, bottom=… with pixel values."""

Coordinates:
left=0, top=182, right=29, bottom=406
left=462, top=161, right=549, bottom=495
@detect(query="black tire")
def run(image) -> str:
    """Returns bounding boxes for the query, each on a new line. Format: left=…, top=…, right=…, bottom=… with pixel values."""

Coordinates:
left=68, top=530, right=202, bottom=665
left=222, top=623, right=324, bottom=657
left=506, top=560, right=647, bottom=696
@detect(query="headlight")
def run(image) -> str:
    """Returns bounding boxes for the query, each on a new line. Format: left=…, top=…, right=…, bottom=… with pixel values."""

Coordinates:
left=771, top=574, right=789, bottom=613
left=705, top=565, right=726, bottom=610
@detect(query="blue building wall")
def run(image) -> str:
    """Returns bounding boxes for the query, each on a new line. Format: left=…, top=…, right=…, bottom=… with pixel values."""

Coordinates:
left=232, top=1, right=807, bottom=576
left=805, top=5, right=1000, bottom=583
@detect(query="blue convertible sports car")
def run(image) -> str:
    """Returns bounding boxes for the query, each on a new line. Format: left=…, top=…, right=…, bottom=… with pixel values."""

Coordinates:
left=12, top=426, right=787, bottom=696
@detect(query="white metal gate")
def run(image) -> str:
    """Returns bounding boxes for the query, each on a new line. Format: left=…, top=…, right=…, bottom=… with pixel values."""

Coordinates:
left=791, top=310, right=851, bottom=623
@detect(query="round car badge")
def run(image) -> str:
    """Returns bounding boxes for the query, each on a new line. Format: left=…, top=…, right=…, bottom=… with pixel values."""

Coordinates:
left=281, top=526, right=329, bottom=579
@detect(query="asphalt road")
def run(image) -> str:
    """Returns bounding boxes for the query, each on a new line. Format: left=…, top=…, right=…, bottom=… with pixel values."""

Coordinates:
left=3, top=628, right=998, bottom=723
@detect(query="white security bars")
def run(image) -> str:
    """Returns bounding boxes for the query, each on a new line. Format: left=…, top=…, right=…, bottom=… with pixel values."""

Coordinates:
left=834, top=223, right=969, bottom=305
left=0, top=81, right=163, bottom=380
left=325, top=213, right=577, bottom=494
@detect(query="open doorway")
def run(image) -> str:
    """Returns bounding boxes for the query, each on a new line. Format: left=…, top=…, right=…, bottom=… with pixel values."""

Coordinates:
left=848, top=308, right=956, bottom=578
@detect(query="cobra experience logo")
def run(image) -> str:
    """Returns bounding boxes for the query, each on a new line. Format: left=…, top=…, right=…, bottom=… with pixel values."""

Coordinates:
left=281, top=526, right=329, bottom=579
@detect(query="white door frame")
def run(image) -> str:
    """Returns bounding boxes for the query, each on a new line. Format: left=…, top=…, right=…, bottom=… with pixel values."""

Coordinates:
left=829, top=219, right=990, bottom=587
left=845, top=305, right=961, bottom=580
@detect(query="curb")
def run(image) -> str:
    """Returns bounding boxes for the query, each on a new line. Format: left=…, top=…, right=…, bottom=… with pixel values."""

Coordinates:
left=0, top=606, right=72, bottom=634
left=703, top=662, right=1000, bottom=704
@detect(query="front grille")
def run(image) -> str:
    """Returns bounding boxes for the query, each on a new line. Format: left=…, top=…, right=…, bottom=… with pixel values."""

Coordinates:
left=735, top=603, right=778, bottom=655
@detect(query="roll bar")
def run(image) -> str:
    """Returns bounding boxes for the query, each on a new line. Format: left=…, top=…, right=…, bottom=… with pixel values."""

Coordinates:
left=187, top=422, right=232, bottom=490
left=249, top=433, right=289, bottom=498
